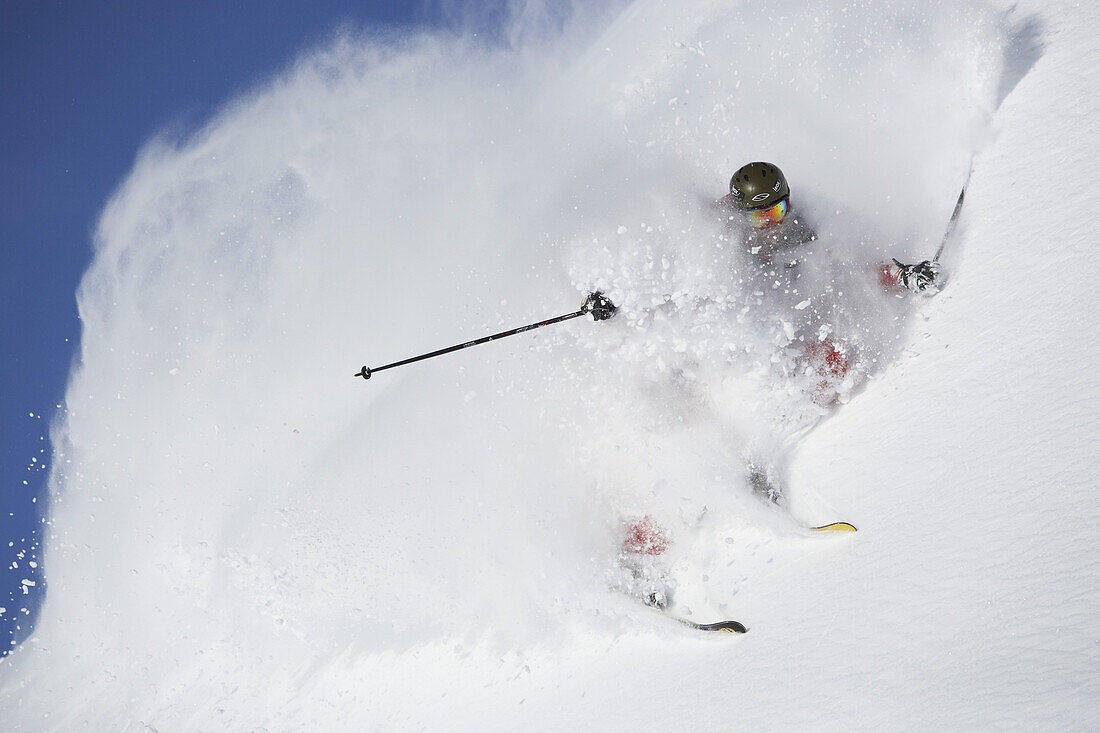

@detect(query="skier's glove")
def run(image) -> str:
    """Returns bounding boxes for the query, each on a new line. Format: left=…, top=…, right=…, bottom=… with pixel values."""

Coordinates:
left=582, top=291, right=617, bottom=321
left=893, top=259, right=941, bottom=295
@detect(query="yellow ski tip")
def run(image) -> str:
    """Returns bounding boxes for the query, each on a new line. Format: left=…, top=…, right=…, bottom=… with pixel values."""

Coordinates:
left=811, top=521, right=858, bottom=532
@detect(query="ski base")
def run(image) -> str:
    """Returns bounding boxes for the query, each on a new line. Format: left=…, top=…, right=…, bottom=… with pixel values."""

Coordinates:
left=810, top=521, right=857, bottom=532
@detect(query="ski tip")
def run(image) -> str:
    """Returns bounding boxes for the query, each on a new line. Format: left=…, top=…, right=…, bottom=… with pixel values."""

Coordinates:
left=692, top=620, right=748, bottom=634
left=811, top=521, right=858, bottom=532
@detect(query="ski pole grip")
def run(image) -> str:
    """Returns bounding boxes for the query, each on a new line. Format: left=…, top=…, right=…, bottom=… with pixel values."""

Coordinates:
left=583, top=291, right=617, bottom=321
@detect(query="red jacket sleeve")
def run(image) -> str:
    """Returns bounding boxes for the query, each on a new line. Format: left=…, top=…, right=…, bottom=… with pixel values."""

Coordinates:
left=880, top=261, right=902, bottom=288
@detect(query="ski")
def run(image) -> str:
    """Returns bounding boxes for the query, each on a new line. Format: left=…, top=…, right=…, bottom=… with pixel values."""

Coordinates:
left=658, top=609, right=748, bottom=634
left=644, top=598, right=748, bottom=633
left=810, top=521, right=857, bottom=532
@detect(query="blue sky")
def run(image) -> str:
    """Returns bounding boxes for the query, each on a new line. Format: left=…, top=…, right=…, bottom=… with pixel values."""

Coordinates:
left=0, top=0, right=458, bottom=655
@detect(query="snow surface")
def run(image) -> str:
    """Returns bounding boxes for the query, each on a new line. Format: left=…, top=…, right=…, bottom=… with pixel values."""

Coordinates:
left=3, top=0, right=1099, bottom=730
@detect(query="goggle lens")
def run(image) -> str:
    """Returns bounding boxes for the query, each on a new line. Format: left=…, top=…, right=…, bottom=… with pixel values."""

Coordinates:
left=745, top=198, right=789, bottom=228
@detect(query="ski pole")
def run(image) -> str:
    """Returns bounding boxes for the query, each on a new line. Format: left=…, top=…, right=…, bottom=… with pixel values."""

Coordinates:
left=354, top=291, right=617, bottom=380
left=934, top=164, right=972, bottom=263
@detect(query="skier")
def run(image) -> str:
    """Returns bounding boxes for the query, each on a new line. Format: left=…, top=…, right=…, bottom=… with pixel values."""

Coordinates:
left=622, top=162, right=944, bottom=606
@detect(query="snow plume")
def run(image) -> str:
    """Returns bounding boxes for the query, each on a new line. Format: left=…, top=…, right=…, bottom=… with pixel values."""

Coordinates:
left=3, top=1, right=1007, bottom=728
left=544, top=0, right=1001, bottom=548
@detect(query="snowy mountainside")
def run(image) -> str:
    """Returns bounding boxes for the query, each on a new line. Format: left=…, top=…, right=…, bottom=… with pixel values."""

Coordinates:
left=3, top=0, right=1098, bottom=730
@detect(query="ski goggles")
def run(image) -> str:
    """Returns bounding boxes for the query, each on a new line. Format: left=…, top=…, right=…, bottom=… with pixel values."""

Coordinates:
left=744, top=197, right=789, bottom=228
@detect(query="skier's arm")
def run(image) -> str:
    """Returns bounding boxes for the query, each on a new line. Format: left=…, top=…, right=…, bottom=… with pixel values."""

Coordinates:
left=880, top=259, right=942, bottom=295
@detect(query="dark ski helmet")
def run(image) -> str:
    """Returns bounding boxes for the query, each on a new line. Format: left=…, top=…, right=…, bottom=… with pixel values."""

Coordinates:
left=729, top=162, right=790, bottom=211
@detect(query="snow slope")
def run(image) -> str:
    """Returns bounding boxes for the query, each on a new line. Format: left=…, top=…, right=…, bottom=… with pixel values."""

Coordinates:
left=3, top=0, right=1098, bottom=730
